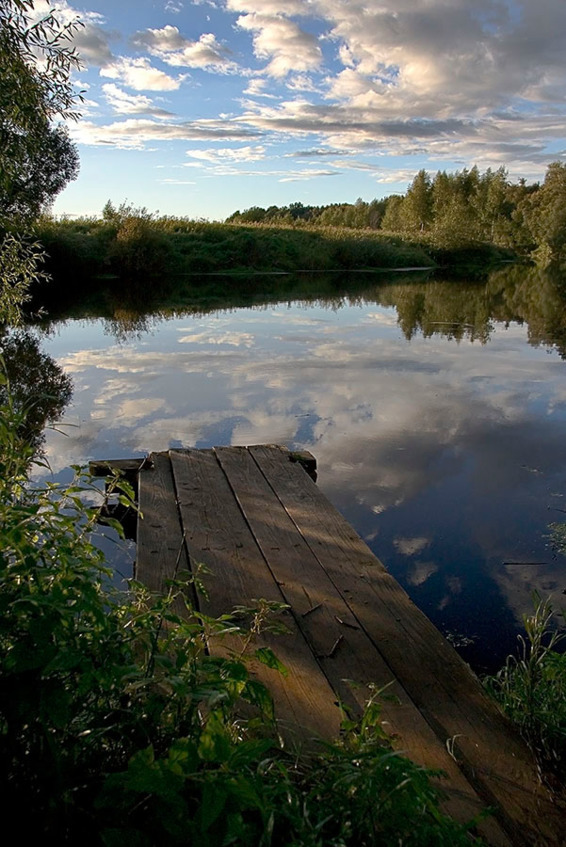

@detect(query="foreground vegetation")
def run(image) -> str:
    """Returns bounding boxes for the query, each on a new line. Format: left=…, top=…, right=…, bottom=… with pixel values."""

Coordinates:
left=1, top=0, right=81, bottom=323
left=0, top=375, right=483, bottom=844
left=485, top=596, right=566, bottom=781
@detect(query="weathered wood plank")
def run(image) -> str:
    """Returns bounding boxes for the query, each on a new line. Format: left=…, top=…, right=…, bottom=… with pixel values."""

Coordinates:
left=168, top=448, right=343, bottom=745
left=248, top=444, right=565, bottom=846
left=90, top=458, right=146, bottom=476
left=215, top=445, right=512, bottom=845
left=136, top=452, right=190, bottom=614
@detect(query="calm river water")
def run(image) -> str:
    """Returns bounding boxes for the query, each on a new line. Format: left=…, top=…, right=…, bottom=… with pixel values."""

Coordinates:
left=31, top=266, right=566, bottom=673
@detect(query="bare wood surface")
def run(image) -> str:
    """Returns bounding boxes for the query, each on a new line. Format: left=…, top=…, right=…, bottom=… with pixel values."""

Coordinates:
left=136, top=452, right=190, bottom=612
left=248, top=444, right=565, bottom=845
left=168, top=448, right=343, bottom=745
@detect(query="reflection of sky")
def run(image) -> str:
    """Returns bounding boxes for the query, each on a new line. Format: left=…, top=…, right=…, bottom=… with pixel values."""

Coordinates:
left=38, top=302, right=566, bottom=672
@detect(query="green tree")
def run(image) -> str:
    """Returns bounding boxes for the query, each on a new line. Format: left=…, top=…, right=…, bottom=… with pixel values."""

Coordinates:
left=431, top=170, right=478, bottom=244
left=0, top=0, right=82, bottom=323
left=401, top=170, right=433, bottom=233
left=381, top=195, right=405, bottom=231
left=523, top=162, right=566, bottom=264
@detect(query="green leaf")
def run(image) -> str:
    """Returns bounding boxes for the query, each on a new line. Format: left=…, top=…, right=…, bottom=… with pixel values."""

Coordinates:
left=200, top=781, right=228, bottom=832
left=254, top=647, right=288, bottom=676
left=198, top=712, right=233, bottom=763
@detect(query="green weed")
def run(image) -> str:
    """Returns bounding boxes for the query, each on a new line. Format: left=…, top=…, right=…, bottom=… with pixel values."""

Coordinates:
left=485, top=595, right=566, bottom=777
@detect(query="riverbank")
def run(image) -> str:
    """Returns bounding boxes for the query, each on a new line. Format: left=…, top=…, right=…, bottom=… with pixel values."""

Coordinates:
left=34, top=214, right=516, bottom=297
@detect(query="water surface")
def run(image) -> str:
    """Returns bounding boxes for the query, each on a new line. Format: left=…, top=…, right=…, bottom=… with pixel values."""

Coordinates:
left=33, top=266, right=566, bottom=672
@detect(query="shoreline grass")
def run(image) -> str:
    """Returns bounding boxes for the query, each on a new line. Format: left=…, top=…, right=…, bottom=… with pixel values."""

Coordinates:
left=33, top=214, right=516, bottom=297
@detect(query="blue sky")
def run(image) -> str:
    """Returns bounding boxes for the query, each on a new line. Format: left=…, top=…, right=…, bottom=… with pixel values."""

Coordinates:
left=39, top=0, right=566, bottom=221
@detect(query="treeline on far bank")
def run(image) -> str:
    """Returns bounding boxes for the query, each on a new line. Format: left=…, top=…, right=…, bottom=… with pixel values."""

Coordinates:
left=32, top=162, right=565, bottom=302
left=227, top=163, right=566, bottom=265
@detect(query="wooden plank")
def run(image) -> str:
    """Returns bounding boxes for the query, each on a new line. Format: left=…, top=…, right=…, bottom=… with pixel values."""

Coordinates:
left=214, top=446, right=511, bottom=845
left=248, top=444, right=565, bottom=846
left=168, top=448, right=343, bottom=745
left=136, top=452, right=191, bottom=616
left=90, top=458, right=146, bottom=476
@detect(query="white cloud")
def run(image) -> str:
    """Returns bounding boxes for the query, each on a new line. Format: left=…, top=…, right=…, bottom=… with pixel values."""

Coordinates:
left=236, top=13, right=323, bottom=78
left=226, top=0, right=307, bottom=14
left=243, top=78, right=278, bottom=98
left=279, top=168, right=338, bottom=181
left=101, top=57, right=183, bottom=91
left=132, top=26, right=238, bottom=72
left=394, top=536, right=430, bottom=557
left=286, top=74, right=320, bottom=93
left=159, top=178, right=197, bottom=185
left=71, top=118, right=260, bottom=149
left=102, top=84, right=174, bottom=117
left=185, top=145, right=266, bottom=163
left=44, top=0, right=566, bottom=186
left=177, top=330, right=255, bottom=346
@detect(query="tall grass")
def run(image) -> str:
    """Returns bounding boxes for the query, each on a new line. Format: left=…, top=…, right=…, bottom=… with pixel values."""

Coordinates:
left=34, top=211, right=509, bottom=286
left=485, top=596, right=566, bottom=778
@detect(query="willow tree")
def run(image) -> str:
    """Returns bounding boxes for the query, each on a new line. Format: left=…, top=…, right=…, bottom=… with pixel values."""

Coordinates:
left=0, top=0, right=81, bottom=323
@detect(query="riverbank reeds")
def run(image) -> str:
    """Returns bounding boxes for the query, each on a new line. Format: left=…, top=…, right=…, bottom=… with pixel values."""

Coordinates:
left=32, top=210, right=514, bottom=300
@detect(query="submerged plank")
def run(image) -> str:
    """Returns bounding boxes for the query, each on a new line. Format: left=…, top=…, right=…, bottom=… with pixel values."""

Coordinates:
left=248, top=444, right=565, bottom=846
left=168, top=448, right=343, bottom=744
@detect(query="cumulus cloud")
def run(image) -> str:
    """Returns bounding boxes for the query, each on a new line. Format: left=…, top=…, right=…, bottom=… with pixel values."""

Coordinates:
left=49, top=0, right=566, bottom=180
left=28, top=0, right=115, bottom=66
left=102, top=84, right=174, bottom=117
left=236, top=13, right=323, bottom=77
left=100, top=56, right=183, bottom=91
left=132, top=26, right=238, bottom=72
left=243, top=78, right=278, bottom=98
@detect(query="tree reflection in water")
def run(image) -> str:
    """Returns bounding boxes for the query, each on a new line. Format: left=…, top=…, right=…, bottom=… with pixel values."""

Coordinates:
left=1, top=329, right=73, bottom=453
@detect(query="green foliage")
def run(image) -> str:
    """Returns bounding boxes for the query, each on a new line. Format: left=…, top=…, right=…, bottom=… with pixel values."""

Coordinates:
left=485, top=596, right=566, bottom=775
left=522, top=163, right=566, bottom=264
left=0, top=231, right=45, bottom=323
left=34, top=213, right=435, bottom=293
left=0, top=0, right=81, bottom=324
left=0, top=385, right=480, bottom=843
left=224, top=163, right=564, bottom=263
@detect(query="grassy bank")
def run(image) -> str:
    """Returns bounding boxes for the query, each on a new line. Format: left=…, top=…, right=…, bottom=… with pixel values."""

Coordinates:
left=33, top=212, right=515, bottom=298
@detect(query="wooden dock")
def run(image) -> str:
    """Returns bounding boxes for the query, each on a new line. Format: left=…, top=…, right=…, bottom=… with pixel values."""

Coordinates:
left=93, top=445, right=565, bottom=846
